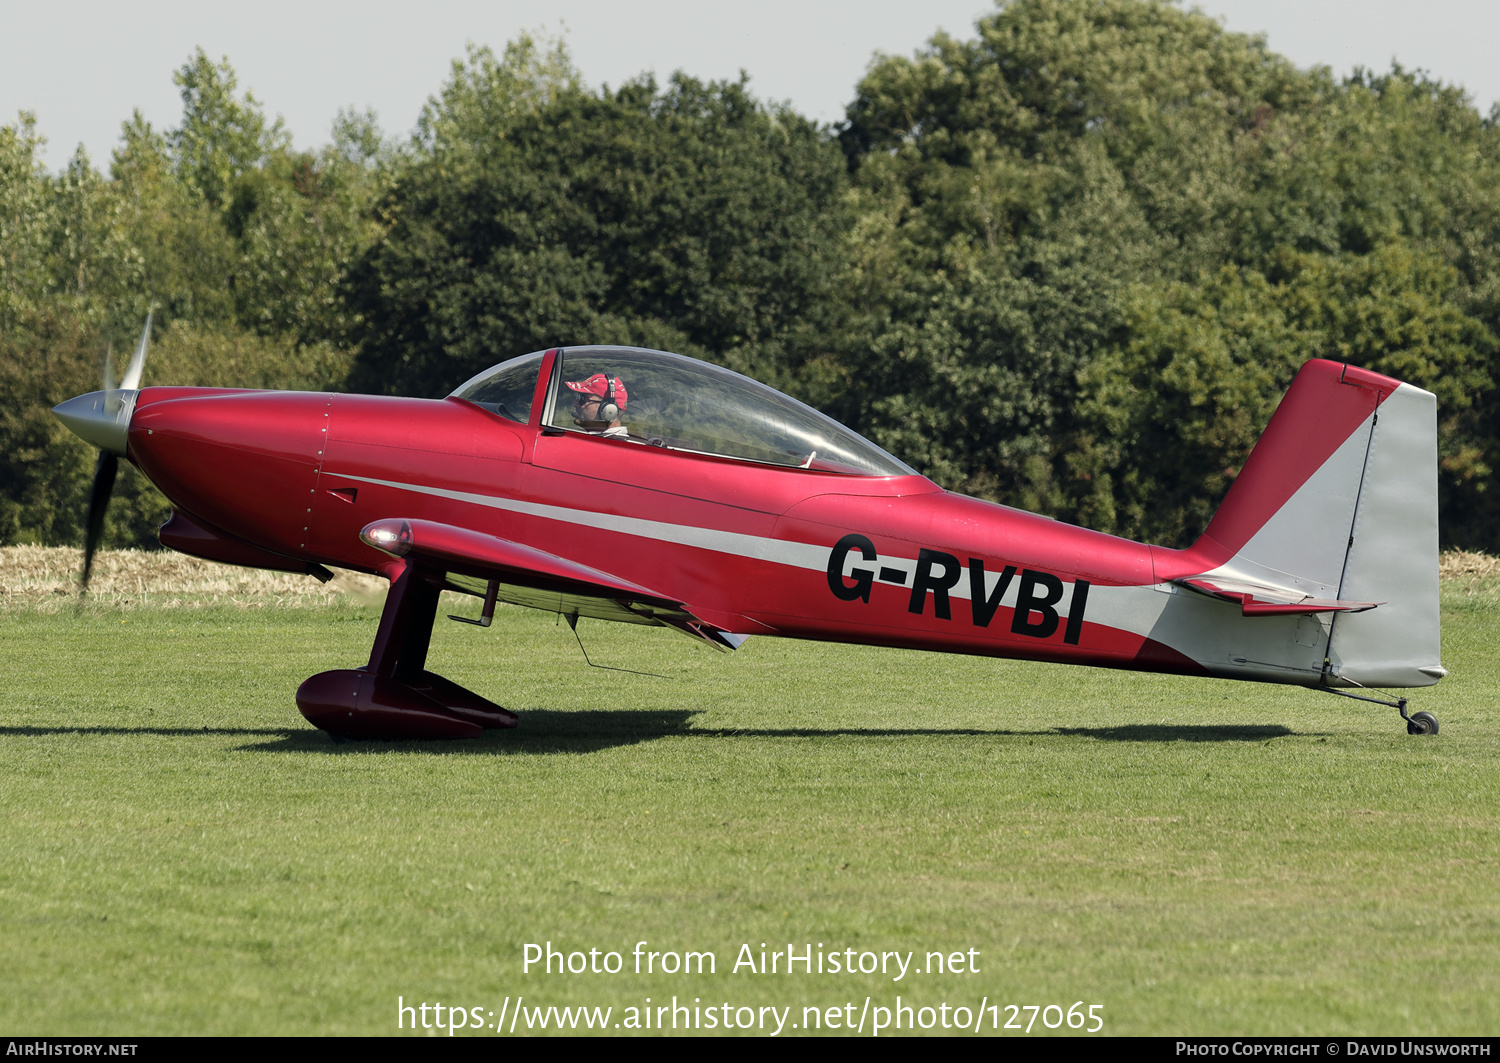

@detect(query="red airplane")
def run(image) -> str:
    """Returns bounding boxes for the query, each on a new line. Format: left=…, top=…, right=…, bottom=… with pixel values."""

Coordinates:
left=53, top=330, right=1445, bottom=740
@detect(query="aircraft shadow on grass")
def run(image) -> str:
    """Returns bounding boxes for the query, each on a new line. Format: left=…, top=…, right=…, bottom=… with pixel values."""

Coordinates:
left=222, top=713, right=1297, bottom=756
left=0, top=718, right=1297, bottom=754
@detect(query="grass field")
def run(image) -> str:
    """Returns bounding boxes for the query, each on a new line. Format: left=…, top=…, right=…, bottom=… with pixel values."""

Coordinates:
left=2, top=549, right=1497, bottom=1036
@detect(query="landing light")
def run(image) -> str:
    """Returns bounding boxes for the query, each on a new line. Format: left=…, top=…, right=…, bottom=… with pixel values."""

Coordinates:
left=360, top=520, right=414, bottom=556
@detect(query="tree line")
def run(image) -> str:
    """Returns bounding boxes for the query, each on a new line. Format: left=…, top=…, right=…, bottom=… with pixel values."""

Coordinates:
left=4, top=0, right=1499, bottom=552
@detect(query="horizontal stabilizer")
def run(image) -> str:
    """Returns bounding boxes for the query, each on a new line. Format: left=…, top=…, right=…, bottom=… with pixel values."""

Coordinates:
left=1175, top=577, right=1381, bottom=617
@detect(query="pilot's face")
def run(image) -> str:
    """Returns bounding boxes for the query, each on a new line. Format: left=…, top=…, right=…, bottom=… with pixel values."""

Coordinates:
left=574, top=394, right=605, bottom=420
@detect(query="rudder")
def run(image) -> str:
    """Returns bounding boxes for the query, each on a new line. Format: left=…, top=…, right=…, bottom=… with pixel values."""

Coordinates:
left=1325, top=379, right=1443, bottom=687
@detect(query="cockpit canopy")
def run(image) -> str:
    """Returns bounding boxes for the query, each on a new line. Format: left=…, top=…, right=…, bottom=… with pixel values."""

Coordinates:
left=450, top=346, right=916, bottom=477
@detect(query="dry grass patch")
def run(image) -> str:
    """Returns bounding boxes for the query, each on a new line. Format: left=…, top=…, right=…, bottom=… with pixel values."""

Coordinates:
left=0, top=545, right=383, bottom=612
left=1438, top=549, right=1500, bottom=587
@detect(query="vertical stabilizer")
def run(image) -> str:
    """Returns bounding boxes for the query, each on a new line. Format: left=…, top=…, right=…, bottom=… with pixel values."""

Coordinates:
left=1159, top=360, right=1443, bottom=689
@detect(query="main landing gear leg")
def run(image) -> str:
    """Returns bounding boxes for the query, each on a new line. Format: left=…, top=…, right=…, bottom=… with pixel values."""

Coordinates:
left=295, top=565, right=519, bottom=740
left=1319, top=686, right=1439, bottom=736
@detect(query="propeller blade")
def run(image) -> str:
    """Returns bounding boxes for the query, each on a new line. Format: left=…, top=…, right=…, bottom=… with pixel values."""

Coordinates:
left=81, top=451, right=118, bottom=593
left=119, top=309, right=153, bottom=392
left=78, top=313, right=152, bottom=591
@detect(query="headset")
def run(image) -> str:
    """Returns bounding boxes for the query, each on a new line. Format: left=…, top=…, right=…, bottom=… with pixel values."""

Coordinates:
left=597, top=373, right=619, bottom=423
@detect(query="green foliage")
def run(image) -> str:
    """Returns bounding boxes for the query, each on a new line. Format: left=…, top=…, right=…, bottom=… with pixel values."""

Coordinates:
left=232, top=137, right=393, bottom=345
left=169, top=49, right=290, bottom=214
left=149, top=318, right=351, bottom=392
left=834, top=0, right=1500, bottom=545
left=1072, top=251, right=1495, bottom=542
left=8, top=5, right=1500, bottom=553
left=1, top=114, right=66, bottom=328
left=108, top=112, right=239, bottom=330
left=0, top=308, right=96, bottom=546
left=0, top=51, right=375, bottom=550
left=346, top=39, right=849, bottom=398
left=830, top=0, right=1322, bottom=506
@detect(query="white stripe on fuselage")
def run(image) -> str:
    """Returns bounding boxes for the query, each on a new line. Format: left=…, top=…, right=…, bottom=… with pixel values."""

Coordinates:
left=335, top=472, right=831, bottom=569
left=333, top=471, right=1168, bottom=629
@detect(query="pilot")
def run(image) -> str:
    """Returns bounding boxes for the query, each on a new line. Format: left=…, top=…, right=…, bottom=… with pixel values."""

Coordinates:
left=564, top=373, right=631, bottom=439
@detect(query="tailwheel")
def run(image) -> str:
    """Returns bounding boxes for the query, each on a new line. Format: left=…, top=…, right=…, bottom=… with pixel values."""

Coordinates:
left=1406, top=710, right=1439, bottom=736
left=1319, top=687, right=1440, bottom=736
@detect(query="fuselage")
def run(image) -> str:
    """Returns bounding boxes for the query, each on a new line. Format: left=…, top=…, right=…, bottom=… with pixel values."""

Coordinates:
left=122, top=379, right=1366, bottom=689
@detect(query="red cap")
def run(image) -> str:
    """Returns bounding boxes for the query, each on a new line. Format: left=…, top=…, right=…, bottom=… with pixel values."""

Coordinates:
left=564, top=373, right=627, bottom=410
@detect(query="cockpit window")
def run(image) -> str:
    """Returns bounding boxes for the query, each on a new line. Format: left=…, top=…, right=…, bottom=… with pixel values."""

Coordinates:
left=449, top=351, right=544, bottom=424
left=539, top=346, right=916, bottom=476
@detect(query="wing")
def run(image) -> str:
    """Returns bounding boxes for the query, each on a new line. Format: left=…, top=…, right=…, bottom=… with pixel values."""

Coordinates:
left=359, top=517, right=747, bottom=650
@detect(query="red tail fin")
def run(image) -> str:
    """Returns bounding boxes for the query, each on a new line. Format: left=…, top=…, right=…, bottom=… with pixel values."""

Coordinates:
left=1180, top=360, right=1399, bottom=571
